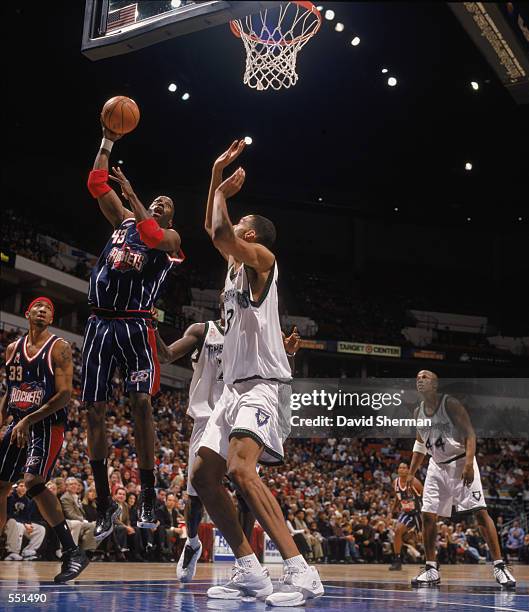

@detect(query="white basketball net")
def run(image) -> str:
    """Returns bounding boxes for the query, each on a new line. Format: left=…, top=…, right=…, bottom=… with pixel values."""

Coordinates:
left=231, top=2, right=321, bottom=91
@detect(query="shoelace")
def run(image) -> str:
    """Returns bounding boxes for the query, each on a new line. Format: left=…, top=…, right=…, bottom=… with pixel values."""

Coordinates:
left=495, top=564, right=514, bottom=580
left=230, top=566, right=250, bottom=584
left=418, top=566, right=438, bottom=579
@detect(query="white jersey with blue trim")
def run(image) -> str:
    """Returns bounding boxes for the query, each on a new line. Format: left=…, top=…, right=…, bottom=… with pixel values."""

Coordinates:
left=187, top=321, right=224, bottom=420
left=416, top=394, right=466, bottom=464
left=222, top=261, right=291, bottom=386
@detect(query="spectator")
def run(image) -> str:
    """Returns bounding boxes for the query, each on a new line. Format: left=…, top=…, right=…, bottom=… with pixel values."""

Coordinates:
left=82, top=487, right=99, bottom=523
left=60, top=477, right=97, bottom=553
left=155, top=493, right=184, bottom=561
left=4, top=481, right=46, bottom=561
left=506, top=520, right=525, bottom=561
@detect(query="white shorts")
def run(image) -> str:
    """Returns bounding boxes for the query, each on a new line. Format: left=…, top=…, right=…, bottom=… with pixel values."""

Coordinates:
left=186, top=416, right=210, bottom=497
left=422, top=457, right=486, bottom=517
left=198, top=380, right=285, bottom=465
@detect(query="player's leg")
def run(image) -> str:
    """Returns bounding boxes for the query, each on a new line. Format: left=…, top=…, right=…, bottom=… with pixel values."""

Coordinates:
left=389, top=519, right=408, bottom=570
left=454, top=459, right=515, bottom=588
left=412, top=460, right=446, bottom=586
left=177, top=417, right=206, bottom=581
left=228, top=435, right=298, bottom=559
left=236, top=490, right=256, bottom=542
left=227, top=434, right=323, bottom=606
left=0, top=480, right=11, bottom=532
left=191, top=447, right=273, bottom=600
left=82, top=316, right=119, bottom=540
left=118, top=318, right=160, bottom=528
left=23, top=424, right=89, bottom=582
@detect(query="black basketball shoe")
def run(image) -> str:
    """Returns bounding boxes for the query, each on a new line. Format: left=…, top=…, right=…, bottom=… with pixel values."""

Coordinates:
left=138, top=487, right=157, bottom=528
left=94, top=498, right=122, bottom=542
left=54, top=546, right=89, bottom=583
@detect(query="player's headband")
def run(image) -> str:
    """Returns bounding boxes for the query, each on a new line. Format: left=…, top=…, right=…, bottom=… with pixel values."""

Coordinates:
left=26, top=296, right=55, bottom=318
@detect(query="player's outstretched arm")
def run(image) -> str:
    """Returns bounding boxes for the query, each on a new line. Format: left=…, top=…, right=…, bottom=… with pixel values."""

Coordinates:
left=155, top=323, right=205, bottom=364
left=10, top=340, right=73, bottom=448
left=413, top=477, right=424, bottom=496
left=205, top=140, right=246, bottom=252
left=211, top=168, right=274, bottom=272
left=87, top=123, right=134, bottom=228
left=109, top=166, right=181, bottom=253
left=283, top=326, right=300, bottom=372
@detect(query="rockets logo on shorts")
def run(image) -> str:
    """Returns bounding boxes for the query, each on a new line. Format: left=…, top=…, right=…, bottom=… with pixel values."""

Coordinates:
left=256, top=408, right=270, bottom=427
left=130, top=369, right=151, bottom=383
left=10, top=382, right=45, bottom=411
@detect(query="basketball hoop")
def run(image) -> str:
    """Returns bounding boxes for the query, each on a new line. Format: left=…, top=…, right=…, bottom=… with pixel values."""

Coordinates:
left=230, top=1, right=322, bottom=91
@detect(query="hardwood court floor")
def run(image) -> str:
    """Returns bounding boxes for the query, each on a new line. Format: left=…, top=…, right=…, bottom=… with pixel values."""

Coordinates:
left=1, top=561, right=527, bottom=611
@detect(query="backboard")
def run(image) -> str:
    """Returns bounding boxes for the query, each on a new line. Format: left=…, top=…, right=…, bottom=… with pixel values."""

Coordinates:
left=82, top=0, right=282, bottom=60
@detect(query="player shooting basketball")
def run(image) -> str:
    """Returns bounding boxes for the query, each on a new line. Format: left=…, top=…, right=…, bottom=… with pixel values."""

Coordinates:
left=0, top=298, right=89, bottom=582
left=82, top=121, right=183, bottom=543
left=408, top=370, right=516, bottom=589
left=188, top=141, right=324, bottom=606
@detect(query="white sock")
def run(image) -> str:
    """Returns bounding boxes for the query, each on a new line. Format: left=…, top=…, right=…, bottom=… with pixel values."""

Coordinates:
left=187, top=535, right=200, bottom=548
left=426, top=561, right=437, bottom=569
left=493, top=559, right=504, bottom=566
left=236, top=553, right=262, bottom=572
left=285, top=554, right=309, bottom=571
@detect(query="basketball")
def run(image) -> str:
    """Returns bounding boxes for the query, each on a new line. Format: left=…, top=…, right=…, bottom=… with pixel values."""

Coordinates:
left=101, top=95, right=140, bottom=135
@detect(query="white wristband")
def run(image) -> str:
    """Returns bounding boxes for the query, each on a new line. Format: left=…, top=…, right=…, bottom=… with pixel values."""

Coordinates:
left=413, top=440, right=427, bottom=454
left=100, top=137, right=114, bottom=152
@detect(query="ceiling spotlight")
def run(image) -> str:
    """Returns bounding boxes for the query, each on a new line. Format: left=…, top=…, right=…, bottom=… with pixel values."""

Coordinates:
left=317, top=196, right=324, bottom=203
left=388, top=77, right=397, bottom=87
left=394, top=207, right=399, bottom=212
left=168, top=83, right=177, bottom=92
left=118, top=160, right=124, bottom=165
left=465, top=162, right=472, bottom=171
left=381, top=68, right=388, bottom=74
left=518, top=217, right=523, bottom=221
left=351, top=36, right=361, bottom=46
left=335, top=22, right=344, bottom=32
left=467, top=217, right=472, bottom=222
left=182, top=92, right=190, bottom=101
left=244, top=136, right=253, bottom=145
left=324, top=9, right=335, bottom=20
left=471, top=81, right=479, bottom=90
left=170, top=0, right=182, bottom=7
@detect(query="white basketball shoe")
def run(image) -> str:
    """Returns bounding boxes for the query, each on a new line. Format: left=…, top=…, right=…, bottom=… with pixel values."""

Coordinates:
left=207, top=565, right=273, bottom=600
left=266, top=565, right=324, bottom=607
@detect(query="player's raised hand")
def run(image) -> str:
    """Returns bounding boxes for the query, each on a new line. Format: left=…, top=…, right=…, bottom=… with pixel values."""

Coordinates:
left=100, top=117, right=122, bottom=142
left=109, top=166, right=134, bottom=200
left=217, top=167, right=245, bottom=199
left=283, top=326, right=301, bottom=355
left=214, top=140, right=246, bottom=171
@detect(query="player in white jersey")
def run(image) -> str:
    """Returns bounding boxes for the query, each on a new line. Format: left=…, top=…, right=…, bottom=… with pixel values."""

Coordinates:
left=155, top=308, right=224, bottom=582
left=190, top=141, right=324, bottom=606
left=155, top=297, right=301, bottom=582
left=407, top=370, right=515, bottom=589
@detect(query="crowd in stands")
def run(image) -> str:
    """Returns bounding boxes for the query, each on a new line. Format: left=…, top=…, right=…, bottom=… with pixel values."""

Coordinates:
left=1, top=328, right=528, bottom=565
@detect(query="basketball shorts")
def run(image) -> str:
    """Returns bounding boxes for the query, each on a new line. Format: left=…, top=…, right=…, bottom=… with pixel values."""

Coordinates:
left=199, top=380, right=285, bottom=465
left=422, top=457, right=486, bottom=517
left=397, top=511, right=422, bottom=531
left=186, top=416, right=210, bottom=497
left=0, top=420, right=64, bottom=483
left=81, top=315, right=160, bottom=402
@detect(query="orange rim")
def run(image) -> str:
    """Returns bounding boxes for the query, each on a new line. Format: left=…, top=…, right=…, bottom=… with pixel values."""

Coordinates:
left=230, top=1, right=322, bottom=46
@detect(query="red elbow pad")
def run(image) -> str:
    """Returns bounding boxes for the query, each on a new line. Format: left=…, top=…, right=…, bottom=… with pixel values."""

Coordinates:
left=87, top=169, right=112, bottom=198
left=137, top=218, right=164, bottom=248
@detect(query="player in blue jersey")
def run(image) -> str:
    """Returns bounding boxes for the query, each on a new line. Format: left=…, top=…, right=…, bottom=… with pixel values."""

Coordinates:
left=82, top=122, right=184, bottom=542
left=0, top=297, right=89, bottom=582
